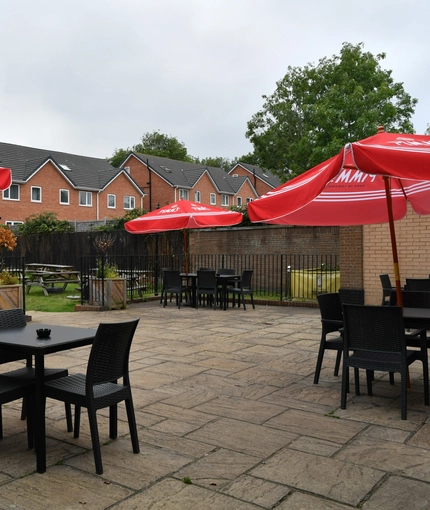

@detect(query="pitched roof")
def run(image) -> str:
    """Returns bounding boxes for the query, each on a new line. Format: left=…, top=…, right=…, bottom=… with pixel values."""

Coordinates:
left=230, top=162, right=281, bottom=188
left=0, top=142, right=123, bottom=189
left=129, top=153, right=256, bottom=195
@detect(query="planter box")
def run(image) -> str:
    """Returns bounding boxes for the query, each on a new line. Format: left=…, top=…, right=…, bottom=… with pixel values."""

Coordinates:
left=0, top=284, right=23, bottom=309
left=89, top=278, right=127, bottom=310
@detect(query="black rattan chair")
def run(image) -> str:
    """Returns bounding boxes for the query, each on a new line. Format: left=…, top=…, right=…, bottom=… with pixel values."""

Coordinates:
left=44, top=318, right=140, bottom=475
left=230, top=270, right=255, bottom=311
left=341, top=304, right=428, bottom=420
left=159, top=267, right=172, bottom=305
left=0, top=308, right=72, bottom=431
left=314, top=293, right=343, bottom=384
left=196, top=270, right=218, bottom=310
left=405, top=278, right=430, bottom=292
left=379, top=274, right=395, bottom=305
left=162, top=270, right=188, bottom=308
left=0, top=375, right=34, bottom=449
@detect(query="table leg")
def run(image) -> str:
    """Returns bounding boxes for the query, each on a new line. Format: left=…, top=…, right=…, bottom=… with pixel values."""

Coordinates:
left=34, top=352, right=47, bottom=473
left=420, top=330, right=429, bottom=406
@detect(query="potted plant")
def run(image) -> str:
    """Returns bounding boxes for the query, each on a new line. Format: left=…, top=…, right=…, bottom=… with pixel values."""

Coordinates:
left=0, top=227, right=22, bottom=309
left=89, top=234, right=126, bottom=310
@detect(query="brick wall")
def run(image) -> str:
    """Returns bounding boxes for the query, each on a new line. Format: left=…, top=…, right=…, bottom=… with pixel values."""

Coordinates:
left=339, top=226, right=363, bottom=290
left=189, top=225, right=339, bottom=256
left=363, top=204, right=430, bottom=305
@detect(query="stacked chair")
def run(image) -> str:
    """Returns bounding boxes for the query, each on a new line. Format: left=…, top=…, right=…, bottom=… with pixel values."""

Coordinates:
left=0, top=308, right=72, bottom=432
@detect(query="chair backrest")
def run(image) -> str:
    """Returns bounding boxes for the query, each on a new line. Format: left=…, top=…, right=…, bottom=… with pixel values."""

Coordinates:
left=241, top=270, right=253, bottom=289
left=197, top=270, right=217, bottom=288
left=0, top=308, right=28, bottom=364
left=406, top=278, right=430, bottom=291
left=87, top=318, right=139, bottom=389
left=317, top=293, right=343, bottom=322
left=379, top=274, right=392, bottom=290
left=338, top=288, right=364, bottom=305
left=163, top=270, right=182, bottom=289
left=390, top=289, right=430, bottom=308
left=342, top=304, right=405, bottom=355
left=0, top=308, right=27, bottom=329
left=199, top=267, right=215, bottom=271
left=218, top=268, right=236, bottom=276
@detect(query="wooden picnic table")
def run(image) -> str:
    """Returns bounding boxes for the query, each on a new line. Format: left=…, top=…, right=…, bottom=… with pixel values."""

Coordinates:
left=25, top=263, right=80, bottom=296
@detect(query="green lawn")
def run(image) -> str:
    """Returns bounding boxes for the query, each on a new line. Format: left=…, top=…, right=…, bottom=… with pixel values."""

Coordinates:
left=25, top=284, right=82, bottom=312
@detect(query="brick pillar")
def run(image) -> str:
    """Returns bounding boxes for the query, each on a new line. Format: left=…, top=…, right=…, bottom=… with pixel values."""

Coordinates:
left=340, top=226, right=364, bottom=290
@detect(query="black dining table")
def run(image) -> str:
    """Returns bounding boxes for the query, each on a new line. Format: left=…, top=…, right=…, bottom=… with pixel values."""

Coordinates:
left=0, top=323, right=96, bottom=473
left=403, top=307, right=430, bottom=406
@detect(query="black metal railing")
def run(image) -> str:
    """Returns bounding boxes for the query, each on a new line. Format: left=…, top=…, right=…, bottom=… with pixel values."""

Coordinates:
left=78, top=254, right=340, bottom=305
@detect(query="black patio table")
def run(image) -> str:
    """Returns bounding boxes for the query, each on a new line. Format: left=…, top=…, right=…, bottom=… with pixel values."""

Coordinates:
left=403, top=307, right=430, bottom=406
left=0, top=323, right=96, bottom=473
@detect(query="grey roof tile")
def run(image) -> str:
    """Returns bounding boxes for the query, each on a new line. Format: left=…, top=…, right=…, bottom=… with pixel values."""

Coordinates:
left=0, top=142, right=121, bottom=189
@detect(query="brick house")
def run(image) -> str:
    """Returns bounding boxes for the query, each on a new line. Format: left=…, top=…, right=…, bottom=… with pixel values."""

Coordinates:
left=120, top=152, right=263, bottom=210
left=0, top=142, right=144, bottom=225
left=229, top=162, right=281, bottom=197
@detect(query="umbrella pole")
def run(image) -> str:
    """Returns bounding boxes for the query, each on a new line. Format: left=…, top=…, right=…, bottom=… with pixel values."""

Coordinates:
left=383, top=176, right=403, bottom=308
left=183, top=229, right=189, bottom=275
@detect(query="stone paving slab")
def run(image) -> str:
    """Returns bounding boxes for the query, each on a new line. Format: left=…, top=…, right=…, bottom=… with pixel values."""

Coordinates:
left=1, top=301, right=430, bottom=509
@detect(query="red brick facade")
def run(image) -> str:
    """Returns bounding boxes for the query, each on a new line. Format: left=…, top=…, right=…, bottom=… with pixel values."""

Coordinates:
left=2, top=161, right=142, bottom=224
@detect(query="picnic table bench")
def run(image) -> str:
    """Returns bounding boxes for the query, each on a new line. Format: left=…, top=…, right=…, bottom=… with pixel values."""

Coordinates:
left=25, top=263, right=80, bottom=297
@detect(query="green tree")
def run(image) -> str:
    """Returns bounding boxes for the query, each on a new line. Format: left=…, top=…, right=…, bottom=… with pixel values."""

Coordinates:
left=18, top=212, right=74, bottom=235
left=193, top=156, right=235, bottom=173
left=94, top=208, right=148, bottom=231
left=108, top=130, right=192, bottom=167
left=246, top=42, right=418, bottom=181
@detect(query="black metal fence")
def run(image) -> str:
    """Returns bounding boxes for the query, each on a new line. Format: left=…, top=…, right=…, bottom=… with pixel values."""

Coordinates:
left=79, top=253, right=340, bottom=305
left=0, top=254, right=340, bottom=310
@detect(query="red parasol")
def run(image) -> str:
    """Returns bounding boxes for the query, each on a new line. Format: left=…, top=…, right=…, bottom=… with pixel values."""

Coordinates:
left=248, top=130, right=430, bottom=306
left=0, top=167, right=12, bottom=191
left=125, top=200, right=243, bottom=273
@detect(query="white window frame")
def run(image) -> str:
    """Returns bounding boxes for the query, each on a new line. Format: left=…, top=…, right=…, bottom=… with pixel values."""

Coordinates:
left=107, top=194, right=116, bottom=208
left=79, top=191, right=92, bottom=207
left=31, top=186, right=42, bottom=203
left=221, top=195, right=229, bottom=207
left=179, top=189, right=189, bottom=200
left=5, top=220, right=23, bottom=226
left=124, top=195, right=135, bottom=210
left=60, top=189, right=70, bottom=205
left=194, top=191, right=201, bottom=203
left=236, top=196, right=242, bottom=207
left=3, top=184, right=20, bottom=201
left=210, top=193, right=216, bottom=205
left=246, top=197, right=253, bottom=204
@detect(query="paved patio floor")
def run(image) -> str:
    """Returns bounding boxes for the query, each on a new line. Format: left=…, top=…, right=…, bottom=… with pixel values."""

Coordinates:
left=0, top=301, right=430, bottom=509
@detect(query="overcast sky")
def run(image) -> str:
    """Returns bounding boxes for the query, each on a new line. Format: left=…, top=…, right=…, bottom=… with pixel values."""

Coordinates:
left=1, top=0, right=429, bottom=164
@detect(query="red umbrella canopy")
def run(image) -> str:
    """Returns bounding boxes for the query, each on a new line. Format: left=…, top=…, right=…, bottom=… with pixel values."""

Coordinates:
left=125, top=200, right=243, bottom=234
left=247, top=131, right=430, bottom=307
left=248, top=132, right=430, bottom=226
left=0, top=167, right=12, bottom=191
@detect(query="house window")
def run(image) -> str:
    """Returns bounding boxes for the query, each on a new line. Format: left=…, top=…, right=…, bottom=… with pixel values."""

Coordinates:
left=210, top=193, right=216, bottom=205
left=79, top=191, right=92, bottom=206
left=3, top=184, right=19, bottom=201
left=246, top=197, right=253, bottom=204
left=179, top=189, right=189, bottom=200
left=5, top=221, right=23, bottom=226
left=60, top=189, right=70, bottom=205
left=124, top=196, right=135, bottom=209
left=31, top=186, right=42, bottom=202
left=107, top=194, right=116, bottom=208
left=194, top=191, right=201, bottom=203
left=236, top=196, right=242, bottom=207
left=221, top=195, right=229, bottom=207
